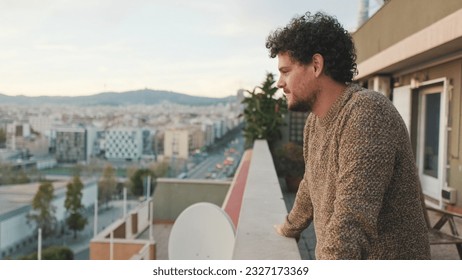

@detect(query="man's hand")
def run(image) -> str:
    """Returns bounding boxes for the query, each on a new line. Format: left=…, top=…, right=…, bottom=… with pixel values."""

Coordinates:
left=274, top=224, right=285, bottom=236
left=274, top=224, right=300, bottom=242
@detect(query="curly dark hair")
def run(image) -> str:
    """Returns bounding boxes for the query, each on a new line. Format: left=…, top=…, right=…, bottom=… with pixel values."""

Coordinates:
left=266, top=12, right=357, bottom=83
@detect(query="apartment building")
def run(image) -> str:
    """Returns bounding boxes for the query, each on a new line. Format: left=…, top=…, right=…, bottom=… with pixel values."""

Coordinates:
left=214, top=120, right=225, bottom=140
left=189, top=126, right=206, bottom=152
left=142, top=129, right=156, bottom=158
left=29, top=116, right=53, bottom=136
left=54, top=126, right=87, bottom=163
left=203, top=122, right=215, bottom=146
left=352, top=0, right=462, bottom=210
left=164, top=129, right=189, bottom=160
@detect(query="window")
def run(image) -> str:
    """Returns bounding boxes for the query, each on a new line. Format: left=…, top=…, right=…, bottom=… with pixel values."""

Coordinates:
left=289, top=111, right=309, bottom=144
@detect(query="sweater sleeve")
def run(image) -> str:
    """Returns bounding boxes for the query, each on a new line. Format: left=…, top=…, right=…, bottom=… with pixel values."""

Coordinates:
left=280, top=177, right=313, bottom=238
left=318, top=95, right=397, bottom=259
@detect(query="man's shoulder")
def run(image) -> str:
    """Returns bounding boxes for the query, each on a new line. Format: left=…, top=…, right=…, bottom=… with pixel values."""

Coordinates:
left=350, top=86, right=389, bottom=103
left=345, top=86, right=407, bottom=135
left=347, top=86, right=394, bottom=113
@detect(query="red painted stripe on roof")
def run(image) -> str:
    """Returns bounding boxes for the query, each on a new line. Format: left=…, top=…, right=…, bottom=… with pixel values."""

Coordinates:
left=224, top=150, right=252, bottom=228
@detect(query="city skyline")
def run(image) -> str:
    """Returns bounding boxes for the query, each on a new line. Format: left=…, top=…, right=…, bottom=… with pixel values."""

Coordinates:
left=0, top=0, right=383, bottom=98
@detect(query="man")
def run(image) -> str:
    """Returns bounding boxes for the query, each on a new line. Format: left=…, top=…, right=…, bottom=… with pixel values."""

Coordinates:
left=267, top=12, right=430, bottom=259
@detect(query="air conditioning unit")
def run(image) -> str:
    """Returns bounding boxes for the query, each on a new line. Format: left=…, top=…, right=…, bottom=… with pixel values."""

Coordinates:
left=442, top=187, right=457, bottom=204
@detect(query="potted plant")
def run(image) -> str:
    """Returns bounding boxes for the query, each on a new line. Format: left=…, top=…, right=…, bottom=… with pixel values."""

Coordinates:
left=241, top=72, right=287, bottom=151
left=274, top=142, right=305, bottom=192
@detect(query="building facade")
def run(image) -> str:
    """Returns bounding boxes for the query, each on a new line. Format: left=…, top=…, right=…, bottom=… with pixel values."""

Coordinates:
left=164, top=130, right=189, bottom=160
left=352, top=0, right=462, bottom=210
left=105, top=128, right=143, bottom=161
left=55, top=126, right=87, bottom=163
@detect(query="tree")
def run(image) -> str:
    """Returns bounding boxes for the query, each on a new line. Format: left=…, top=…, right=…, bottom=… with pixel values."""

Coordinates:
left=28, top=181, right=57, bottom=238
left=130, top=168, right=156, bottom=197
left=0, top=163, right=12, bottom=185
left=64, top=176, right=88, bottom=239
left=241, top=72, right=287, bottom=150
left=150, top=161, right=169, bottom=178
left=98, top=164, right=117, bottom=207
left=0, top=127, right=6, bottom=148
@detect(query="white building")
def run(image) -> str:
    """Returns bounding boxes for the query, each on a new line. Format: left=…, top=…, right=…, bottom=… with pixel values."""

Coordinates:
left=85, top=126, right=99, bottom=160
left=105, top=128, right=143, bottom=161
left=29, top=116, right=53, bottom=136
left=213, top=120, right=225, bottom=139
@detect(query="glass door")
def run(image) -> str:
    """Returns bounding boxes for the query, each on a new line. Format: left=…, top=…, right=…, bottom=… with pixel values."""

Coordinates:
left=417, top=81, right=447, bottom=207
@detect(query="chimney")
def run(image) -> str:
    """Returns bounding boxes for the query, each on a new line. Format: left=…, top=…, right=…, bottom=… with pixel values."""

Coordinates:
left=357, top=0, right=370, bottom=28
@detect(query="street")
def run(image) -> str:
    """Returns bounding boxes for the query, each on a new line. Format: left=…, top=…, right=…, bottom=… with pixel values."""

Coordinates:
left=187, top=132, right=244, bottom=180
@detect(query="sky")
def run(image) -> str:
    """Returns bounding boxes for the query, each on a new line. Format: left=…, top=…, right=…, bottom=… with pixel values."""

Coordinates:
left=0, top=0, right=383, bottom=98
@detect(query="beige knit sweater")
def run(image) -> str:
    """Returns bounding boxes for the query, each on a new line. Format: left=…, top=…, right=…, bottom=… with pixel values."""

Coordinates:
left=281, top=84, right=431, bottom=259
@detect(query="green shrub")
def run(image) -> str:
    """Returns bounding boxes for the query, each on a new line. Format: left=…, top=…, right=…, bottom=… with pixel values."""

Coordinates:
left=21, top=246, right=74, bottom=260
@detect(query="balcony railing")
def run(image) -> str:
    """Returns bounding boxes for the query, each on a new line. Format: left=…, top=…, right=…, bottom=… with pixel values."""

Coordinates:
left=89, top=201, right=155, bottom=260
left=230, top=140, right=301, bottom=259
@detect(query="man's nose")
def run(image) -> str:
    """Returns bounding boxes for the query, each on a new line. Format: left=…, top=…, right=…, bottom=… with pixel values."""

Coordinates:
left=277, top=77, right=285, bottom=88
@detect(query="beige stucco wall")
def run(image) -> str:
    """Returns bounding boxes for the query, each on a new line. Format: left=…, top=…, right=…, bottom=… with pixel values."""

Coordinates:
left=352, top=0, right=462, bottom=209
left=152, top=178, right=230, bottom=222
left=164, top=130, right=189, bottom=159
left=353, top=0, right=462, bottom=63
left=398, top=60, right=462, bottom=206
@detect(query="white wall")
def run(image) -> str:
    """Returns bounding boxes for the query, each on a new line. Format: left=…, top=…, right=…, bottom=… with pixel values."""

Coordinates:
left=0, top=212, right=32, bottom=253
left=0, top=180, right=98, bottom=256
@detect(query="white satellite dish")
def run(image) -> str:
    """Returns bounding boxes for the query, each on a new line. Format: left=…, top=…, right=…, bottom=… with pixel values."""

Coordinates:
left=168, top=202, right=235, bottom=260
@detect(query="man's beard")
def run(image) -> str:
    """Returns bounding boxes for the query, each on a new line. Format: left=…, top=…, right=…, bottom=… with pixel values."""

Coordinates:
left=288, top=89, right=319, bottom=112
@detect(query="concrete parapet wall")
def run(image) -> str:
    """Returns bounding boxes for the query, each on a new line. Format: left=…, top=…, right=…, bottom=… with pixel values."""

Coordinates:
left=152, top=178, right=230, bottom=222
left=233, top=140, right=301, bottom=260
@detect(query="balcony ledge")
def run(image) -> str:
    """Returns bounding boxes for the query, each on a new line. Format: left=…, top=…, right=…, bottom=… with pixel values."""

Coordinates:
left=232, top=140, right=301, bottom=260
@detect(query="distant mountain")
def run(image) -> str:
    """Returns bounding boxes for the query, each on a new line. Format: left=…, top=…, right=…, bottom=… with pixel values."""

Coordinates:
left=0, top=89, right=235, bottom=106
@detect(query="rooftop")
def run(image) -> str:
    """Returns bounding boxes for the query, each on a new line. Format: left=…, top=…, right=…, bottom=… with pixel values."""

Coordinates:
left=0, top=180, right=68, bottom=218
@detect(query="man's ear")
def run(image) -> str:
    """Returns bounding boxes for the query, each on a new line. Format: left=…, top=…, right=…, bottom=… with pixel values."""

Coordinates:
left=312, top=53, right=324, bottom=78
